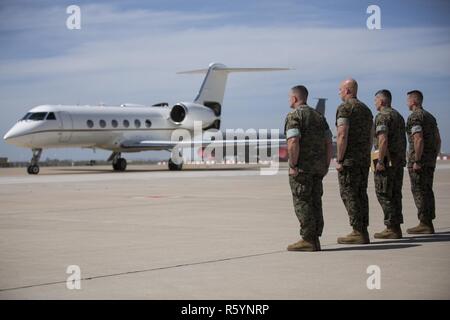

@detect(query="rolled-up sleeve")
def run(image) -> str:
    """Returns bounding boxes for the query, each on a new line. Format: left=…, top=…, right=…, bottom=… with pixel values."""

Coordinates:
left=286, top=128, right=300, bottom=139
left=376, top=124, right=388, bottom=134
left=408, top=111, right=424, bottom=136
left=375, top=112, right=390, bottom=136
left=411, top=125, right=422, bottom=134
left=336, top=117, right=349, bottom=127
left=336, top=104, right=351, bottom=127
left=285, top=111, right=301, bottom=140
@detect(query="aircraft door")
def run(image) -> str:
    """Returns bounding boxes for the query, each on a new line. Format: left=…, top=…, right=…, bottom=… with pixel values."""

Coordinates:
left=58, top=111, right=73, bottom=142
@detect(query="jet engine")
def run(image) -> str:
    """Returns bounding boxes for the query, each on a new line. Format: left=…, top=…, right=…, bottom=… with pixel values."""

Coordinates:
left=169, top=102, right=219, bottom=130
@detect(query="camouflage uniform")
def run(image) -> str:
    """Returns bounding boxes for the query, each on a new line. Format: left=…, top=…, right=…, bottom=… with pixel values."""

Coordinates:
left=406, top=108, right=439, bottom=222
left=335, top=98, right=373, bottom=231
left=373, top=106, right=406, bottom=226
left=285, top=105, right=332, bottom=241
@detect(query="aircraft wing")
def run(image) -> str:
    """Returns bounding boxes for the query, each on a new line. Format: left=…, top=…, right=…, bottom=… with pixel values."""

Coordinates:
left=120, top=138, right=286, bottom=151
left=120, top=140, right=178, bottom=151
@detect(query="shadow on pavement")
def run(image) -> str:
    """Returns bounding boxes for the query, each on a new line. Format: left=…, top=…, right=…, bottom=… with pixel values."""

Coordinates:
left=323, top=231, right=450, bottom=251
left=48, top=166, right=262, bottom=175
left=370, top=231, right=450, bottom=245
left=323, top=243, right=421, bottom=252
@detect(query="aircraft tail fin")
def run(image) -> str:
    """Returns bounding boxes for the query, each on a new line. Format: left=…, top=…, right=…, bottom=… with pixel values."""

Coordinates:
left=314, top=98, right=327, bottom=115
left=178, top=63, right=290, bottom=107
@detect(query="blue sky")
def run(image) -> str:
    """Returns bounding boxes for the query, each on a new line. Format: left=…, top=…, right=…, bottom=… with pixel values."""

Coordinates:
left=0, top=0, right=449, bottom=161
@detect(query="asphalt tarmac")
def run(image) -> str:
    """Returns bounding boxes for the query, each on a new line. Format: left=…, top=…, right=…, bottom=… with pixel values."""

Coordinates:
left=0, top=163, right=449, bottom=299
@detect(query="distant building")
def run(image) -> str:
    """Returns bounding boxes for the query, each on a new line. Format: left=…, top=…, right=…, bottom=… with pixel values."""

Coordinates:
left=0, top=157, right=8, bottom=167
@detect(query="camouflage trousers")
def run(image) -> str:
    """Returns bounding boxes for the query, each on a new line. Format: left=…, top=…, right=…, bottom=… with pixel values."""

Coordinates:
left=289, top=172, right=324, bottom=240
left=409, top=166, right=435, bottom=222
left=374, top=166, right=404, bottom=226
left=338, top=166, right=370, bottom=230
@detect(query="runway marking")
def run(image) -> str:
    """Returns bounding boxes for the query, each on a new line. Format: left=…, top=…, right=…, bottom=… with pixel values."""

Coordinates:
left=0, top=249, right=286, bottom=293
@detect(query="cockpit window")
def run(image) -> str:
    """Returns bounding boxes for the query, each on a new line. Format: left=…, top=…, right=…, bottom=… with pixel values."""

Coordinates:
left=28, top=112, right=48, bottom=121
left=20, top=112, right=32, bottom=121
left=20, top=112, right=56, bottom=121
left=46, top=112, right=56, bottom=120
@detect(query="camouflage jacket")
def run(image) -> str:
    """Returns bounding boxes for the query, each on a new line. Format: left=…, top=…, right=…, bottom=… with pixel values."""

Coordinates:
left=284, top=104, right=332, bottom=175
left=374, top=106, right=407, bottom=167
left=335, top=98, right=373, bottom=167
left=406, top=107, right=439, bottom=168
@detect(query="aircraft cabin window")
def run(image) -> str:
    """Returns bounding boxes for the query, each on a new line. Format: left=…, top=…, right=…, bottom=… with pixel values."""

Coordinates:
left=145, top=119, right=152, bottom=128
left=46, top=112, right=56, bottom=120
left=28, top=112, right=47, bottom=121
left=99, top=120, right=106, bottom=128
left=134, top=119, right=141, bottom=128
left=87, top=120, right=94, bottom=128
left=123, top=120, right=130, bottom=128
left=112, top=120, right=118, bottom=128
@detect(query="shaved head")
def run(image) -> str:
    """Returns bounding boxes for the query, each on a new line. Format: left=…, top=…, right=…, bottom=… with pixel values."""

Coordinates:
left=339, top=78, right=358, bottom=101
left=289, top=85, right=308, bottom=109
left=407, top=90, right=423, bottom=105
left=341, top=78, right=358, bottom=95
left=291, top=85, right=308, bottom=102
left=407, top=90, right=424, bottom=110
left=375, top=89, right=392, bottom=111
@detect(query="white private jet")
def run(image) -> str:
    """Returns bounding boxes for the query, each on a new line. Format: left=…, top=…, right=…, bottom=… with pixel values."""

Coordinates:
left=4, top=63, right=291, bottom=174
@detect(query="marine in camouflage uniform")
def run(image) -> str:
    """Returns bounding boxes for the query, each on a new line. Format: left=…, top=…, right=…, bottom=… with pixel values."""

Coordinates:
left=285, top=103, right=332, bottom=252
left=372, top=93, right=407, bottom=239
left=405, top=92, right=440, bottom=234
left=336, top=95, right=373, bottom=244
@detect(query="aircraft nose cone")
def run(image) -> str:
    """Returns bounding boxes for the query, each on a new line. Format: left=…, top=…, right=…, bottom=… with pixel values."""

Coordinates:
left=3, top=129, right=13, bottom=141
left=3, top=125, right=24, bottom=145
left=3, top=122, right=35, bottom=147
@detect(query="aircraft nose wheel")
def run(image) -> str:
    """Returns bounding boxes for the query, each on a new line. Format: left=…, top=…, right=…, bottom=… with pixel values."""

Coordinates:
left=113, top=158, right=127, bottom=171
left=27, top=149, right=42, bottom=175
left=27, top=165, right=40, bottom=175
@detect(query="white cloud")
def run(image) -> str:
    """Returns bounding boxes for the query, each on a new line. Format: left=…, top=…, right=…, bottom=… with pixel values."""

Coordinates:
left=1, top=4, right=450, bottom=160
left=1, top=24, right=449, bottom=79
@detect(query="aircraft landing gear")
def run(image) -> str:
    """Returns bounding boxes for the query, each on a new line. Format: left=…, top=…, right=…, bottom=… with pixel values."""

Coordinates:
left=168, top=148, right=183, bottom=171
left=168, top=158, right=183, bottom=171
left=109, top=152, right=127, bottom=172
left=27, top=148, right=42, bottom=175
left=27, top=165, right=40, bottom=175
left=113, top=158, right=127, bottom=171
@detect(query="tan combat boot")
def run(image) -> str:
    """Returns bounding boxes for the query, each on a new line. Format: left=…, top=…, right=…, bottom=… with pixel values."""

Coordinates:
left=337, top=228, right=370, bottom=244
left=374, top=225, right=402, bottom=239
left=287, top=238, right=320, bottom=252
left=406, top=220, right=435, bottom=234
